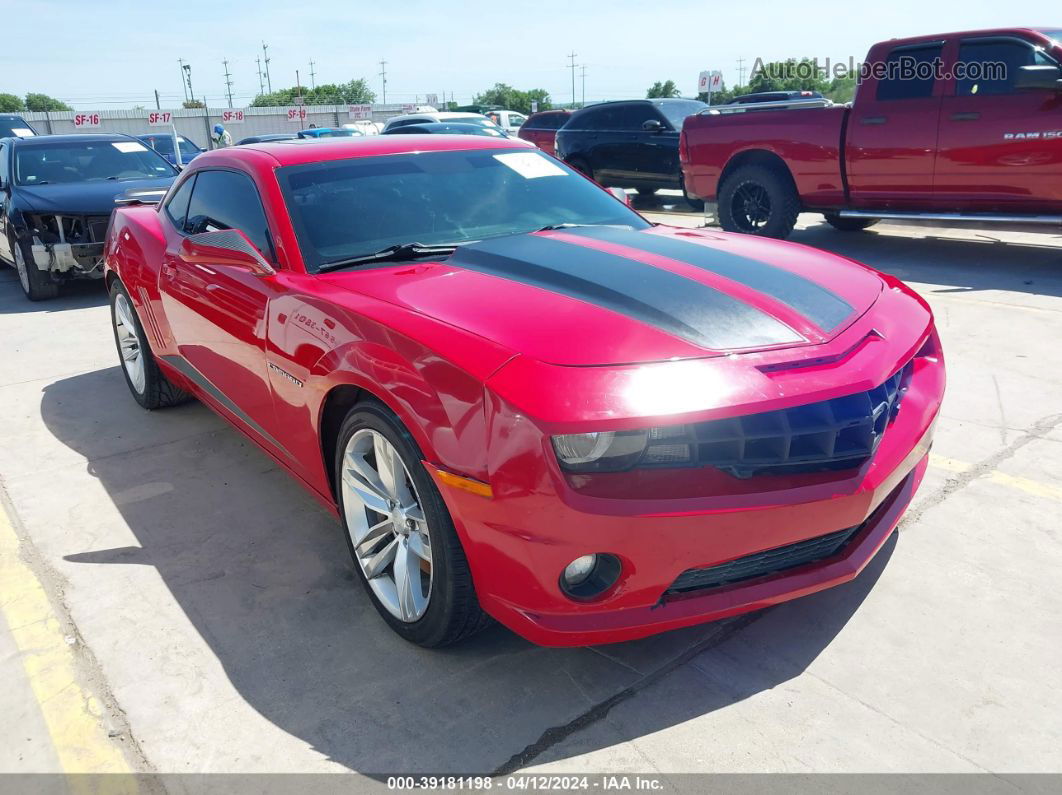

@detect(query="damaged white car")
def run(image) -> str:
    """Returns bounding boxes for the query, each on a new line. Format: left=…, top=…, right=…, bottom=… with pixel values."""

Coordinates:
left=0, top=133, right=176, bottom=300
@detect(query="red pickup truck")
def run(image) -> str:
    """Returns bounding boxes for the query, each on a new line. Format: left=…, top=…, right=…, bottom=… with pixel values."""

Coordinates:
left=680, top=27, right=1062, bottom=238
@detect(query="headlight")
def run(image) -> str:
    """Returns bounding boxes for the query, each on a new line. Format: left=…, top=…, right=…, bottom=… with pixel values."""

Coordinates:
left=551, top=426, right=695, bottom=473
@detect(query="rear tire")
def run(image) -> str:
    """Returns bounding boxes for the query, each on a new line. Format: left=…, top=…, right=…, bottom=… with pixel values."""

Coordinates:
left=718, top=164, right=800, bottom=239
left=823, top=213, right=879, bottom=232
left=109, top=280, right=191, bottom=410
left=11, top=232, right=58, bottom=301
left=335, top=400, right=491, bottom=647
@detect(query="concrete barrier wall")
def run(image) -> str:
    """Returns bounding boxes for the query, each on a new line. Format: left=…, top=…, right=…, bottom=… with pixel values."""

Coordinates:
left=21, top=105, right=417, bottom=147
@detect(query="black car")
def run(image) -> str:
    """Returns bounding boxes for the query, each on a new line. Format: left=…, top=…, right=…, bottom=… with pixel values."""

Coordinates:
left=381, top=122, right=510, bottom=138
left=554, top=98, right=707, bottom=206
left=0, top=133, right=177, bottom=300
left=0, top=114, right=37, bottom=139
left=727, top=90, right=824, bottom=105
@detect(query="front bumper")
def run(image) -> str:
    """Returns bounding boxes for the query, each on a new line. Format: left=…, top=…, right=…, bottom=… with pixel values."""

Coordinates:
left=430, top=346, right=944, bottom=647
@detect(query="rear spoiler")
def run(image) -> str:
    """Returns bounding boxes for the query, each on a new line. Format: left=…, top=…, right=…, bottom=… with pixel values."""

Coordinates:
left=114, top=187, right=168, bottom=207
left=699, top=98, right=841, bottom=115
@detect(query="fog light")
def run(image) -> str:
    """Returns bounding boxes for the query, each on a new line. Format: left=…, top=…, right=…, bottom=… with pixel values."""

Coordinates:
left=559, top=553, right=622, bottom=601
left=563, top=554, right=598, bottom=587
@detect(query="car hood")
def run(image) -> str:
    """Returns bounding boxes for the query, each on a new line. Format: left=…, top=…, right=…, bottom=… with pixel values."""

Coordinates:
left=321, top=226, right=884, bottom=367
left=16, top=177, right=175, bottom=215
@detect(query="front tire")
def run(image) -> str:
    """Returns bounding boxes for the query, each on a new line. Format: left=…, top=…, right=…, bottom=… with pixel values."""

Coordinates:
left=109, top=280, right=191, bottom=410
left=823, top=213, right=879, bottom=232
left=10, top=232, right=58, bottom=301
left=336, top=401, right=490, bottom=647
left=718, top=165, right=800, bottom=239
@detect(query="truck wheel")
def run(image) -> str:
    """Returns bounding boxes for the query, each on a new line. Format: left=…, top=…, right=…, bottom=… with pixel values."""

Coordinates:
left=109, top=280, right=191, bottom=410
left=336, top=400, right=492, bottom=647
left=824, top=213, right=879, bottom=232
left=10, top=232, right=58, bottom=301
left=718, top=165, right=800, bottom=239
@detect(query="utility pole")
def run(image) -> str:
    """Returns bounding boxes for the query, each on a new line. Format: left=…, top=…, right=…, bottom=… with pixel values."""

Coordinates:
left=296, top=69, right=302, bottom=100
left=178, top=58, right=189, bottom=102
left=309, top=60, right=317, bottom=90
left=262, top=42, right=272, bottom=93
left=567, top=52, right=577, bottom=109
left=154, top=89, right=161, bottom=110
left=183, top=62, right=195, bottom=106
left=223, top=60, right=234, bottom=107
left=580, top=64, right=587, bottom=107
left=737, top=57, right=746, bottom=87
left=378, top=59, right=388, bottom=105
left=255, top=57, right=265, bottom=95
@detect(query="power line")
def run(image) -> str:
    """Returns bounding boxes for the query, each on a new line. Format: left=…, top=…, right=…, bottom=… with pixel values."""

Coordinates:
left=222, top=59, right=234, bottom=107
left=567, top=52, right=577, bottom=108
left=379, top=59, right=388, bottom=104
left=737, top=57, right=746, bottom=86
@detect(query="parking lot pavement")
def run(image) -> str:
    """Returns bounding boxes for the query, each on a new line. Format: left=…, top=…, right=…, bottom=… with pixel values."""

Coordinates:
left=1, top=214, right=1060, bottom=777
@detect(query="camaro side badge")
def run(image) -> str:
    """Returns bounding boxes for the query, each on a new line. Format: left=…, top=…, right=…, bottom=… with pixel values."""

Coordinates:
left=268, top=362, right=304, bottom=387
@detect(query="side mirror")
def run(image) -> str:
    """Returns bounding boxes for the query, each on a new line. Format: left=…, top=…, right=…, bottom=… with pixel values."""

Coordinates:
left=1014, top=64, right=1062, bottom=91
left=114, top=187, right=168, bottom=207
left=179, top=229, right=275, bottom=276
left=607, top=186, right=631, bottom=205
left=642, top=119, right=665, bottom=133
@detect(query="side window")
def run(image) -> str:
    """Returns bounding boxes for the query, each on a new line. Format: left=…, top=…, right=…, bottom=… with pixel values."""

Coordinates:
left=956, top=38, right=1052, bottom=96
left=876, top=44, right=944, bottom=101
left=614, top=104, right=660, bottom=131
left=164, top=174, right=196, bottom=230
left=0, top=144, right=8, bottom=187
left=579, top=106, right=615, bottom=130
left=184, top=170, right=273, bottom=259
left=510, top=113, right=527, bottom=127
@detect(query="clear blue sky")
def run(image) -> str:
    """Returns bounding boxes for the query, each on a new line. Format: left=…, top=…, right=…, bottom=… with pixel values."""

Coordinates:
left=1, top=0, right=1057, bottom=109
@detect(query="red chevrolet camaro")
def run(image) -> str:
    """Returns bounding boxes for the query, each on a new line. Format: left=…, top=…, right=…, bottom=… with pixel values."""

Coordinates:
left=104, top=135, right=945, bottom=648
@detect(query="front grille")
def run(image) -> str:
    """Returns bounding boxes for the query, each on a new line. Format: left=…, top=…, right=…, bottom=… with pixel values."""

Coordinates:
left=686, top=362, right=912, bottom=478
left=666, top=524, right=861, bottom=596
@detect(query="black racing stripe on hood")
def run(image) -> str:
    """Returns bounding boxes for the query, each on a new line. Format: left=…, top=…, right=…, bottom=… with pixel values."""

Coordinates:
left=567, top=226, right=854, bottom=331
left=448, top=234, right=804, bottom=350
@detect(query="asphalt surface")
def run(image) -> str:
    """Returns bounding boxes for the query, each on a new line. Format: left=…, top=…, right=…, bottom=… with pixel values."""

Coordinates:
left=1, top=210, right=1060, bottom=783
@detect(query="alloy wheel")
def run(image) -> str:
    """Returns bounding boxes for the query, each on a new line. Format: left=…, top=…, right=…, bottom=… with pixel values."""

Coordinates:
left=113, top=293, right=147, bottom=395
left=341, top=429, right=433, bottom=623
left=732, top=182, right=771, bottom=231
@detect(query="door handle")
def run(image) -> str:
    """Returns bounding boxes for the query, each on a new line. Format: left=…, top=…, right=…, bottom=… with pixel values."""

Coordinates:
left=949, top=112, right=980, bottom=121
left=860, top=116, right=887, bottom=125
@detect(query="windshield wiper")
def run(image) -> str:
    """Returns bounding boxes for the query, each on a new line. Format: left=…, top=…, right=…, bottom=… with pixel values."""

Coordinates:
left=317, top=242, right=458, bottom=273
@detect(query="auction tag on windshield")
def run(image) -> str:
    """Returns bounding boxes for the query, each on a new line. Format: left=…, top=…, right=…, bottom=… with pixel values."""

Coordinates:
left=112, top=141, right=148, bottom=153
left=494, top=152, right=566, bottom=179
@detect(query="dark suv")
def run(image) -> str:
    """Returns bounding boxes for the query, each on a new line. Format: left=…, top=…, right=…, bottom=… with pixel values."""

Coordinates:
left=554, top=98, right=707, bottom=205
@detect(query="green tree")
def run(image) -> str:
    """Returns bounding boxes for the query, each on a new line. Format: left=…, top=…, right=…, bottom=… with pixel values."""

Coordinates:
left=746, top=58, right=830, bottom=94
left=24, top=92, right=71, bottom=111
left=0, top=93, right=26, bottom=112
left=252, top=78, right=375, bottom=107
left=472, top=83, right=552, bottom=115
left=825, top=73, right=857, bottom=103
left=183, top=99, right=205, bottom=109
left=646, top=80, right=681, bottom=98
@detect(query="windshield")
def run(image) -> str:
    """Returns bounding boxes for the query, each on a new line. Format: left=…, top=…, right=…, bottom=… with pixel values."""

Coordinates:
left=653, top=100, right=708, bottom=127
left=277, top=148, right=649, bottom=271
left=1, top=118, right=35, bottom=138
left=1039, top=29, right=1062, bottom=47
left=145, top=136, right=201, bottom=157
left=15, top=140, right=176, bottom=185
